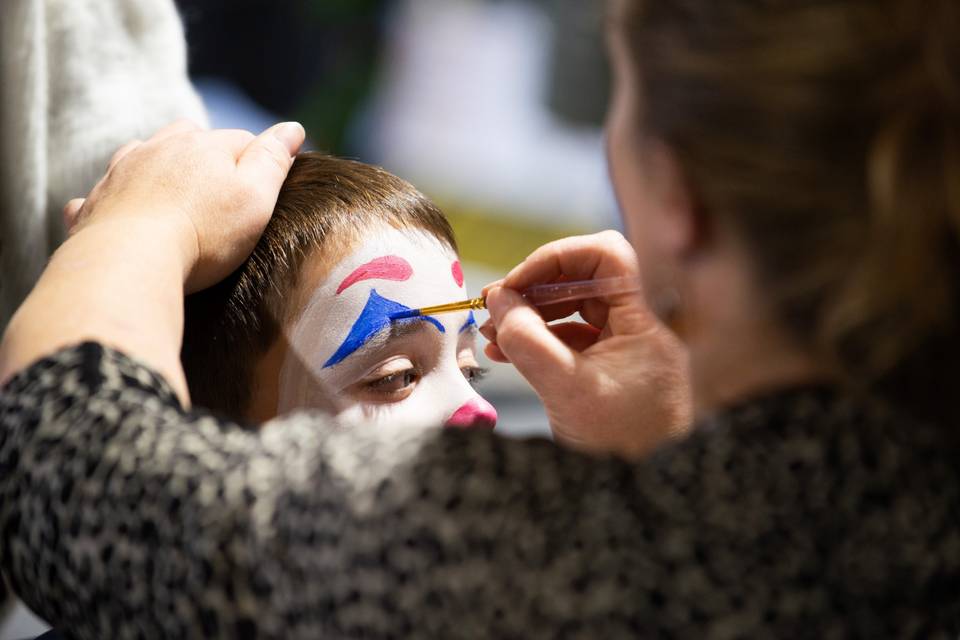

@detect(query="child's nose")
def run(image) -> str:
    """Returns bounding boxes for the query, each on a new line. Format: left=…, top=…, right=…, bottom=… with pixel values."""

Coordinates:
left=444, top=397, right=498, bottom=430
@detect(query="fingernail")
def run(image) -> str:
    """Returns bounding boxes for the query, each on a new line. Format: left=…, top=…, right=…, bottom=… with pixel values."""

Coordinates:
left=481, top=279, right=504, bottom=297
left=479, top=320, right=497, bottom=342
left=272, top=122, right=305, bottom=155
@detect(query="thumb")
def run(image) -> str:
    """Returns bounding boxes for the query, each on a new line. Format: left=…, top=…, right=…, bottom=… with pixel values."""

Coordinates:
left=237, top=122, right=305, bottom=194
left=486, top=286, right=578, bottom=395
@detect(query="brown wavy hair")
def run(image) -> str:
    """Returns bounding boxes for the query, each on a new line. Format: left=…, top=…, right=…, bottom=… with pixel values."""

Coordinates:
left=181, top=153, right=456, bottom=422
left=618, top=0, right=960, bottom=426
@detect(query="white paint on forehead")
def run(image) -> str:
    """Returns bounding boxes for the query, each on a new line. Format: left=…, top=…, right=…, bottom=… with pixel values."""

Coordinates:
left=277, top=224, right=483, bottom=432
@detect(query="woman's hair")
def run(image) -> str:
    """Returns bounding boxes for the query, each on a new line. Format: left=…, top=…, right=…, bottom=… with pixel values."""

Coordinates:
left=181, top=153, right=456, bottom=421
left=619, top=0, right=960, bottom=426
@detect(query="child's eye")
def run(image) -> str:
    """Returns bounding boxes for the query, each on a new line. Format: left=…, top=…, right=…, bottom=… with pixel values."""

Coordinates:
left=461, top=366, right=489, bottom=386
left=351, top=357, right=422, bottom=403
left=366, top=368, right=421, bottom=395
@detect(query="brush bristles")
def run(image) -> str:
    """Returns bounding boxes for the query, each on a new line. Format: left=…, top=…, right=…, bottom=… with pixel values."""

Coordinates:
left=388, top=309, right=421, bottom=321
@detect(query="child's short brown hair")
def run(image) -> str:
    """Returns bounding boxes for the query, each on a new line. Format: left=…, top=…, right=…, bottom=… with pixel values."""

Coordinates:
left=181, top=152, right=457, bottom=421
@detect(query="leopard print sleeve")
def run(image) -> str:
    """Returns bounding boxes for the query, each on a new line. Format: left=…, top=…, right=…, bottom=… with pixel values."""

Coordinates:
left=0, top=343, right=690, bottom=639
left=4, top=343, right=959, bottom=637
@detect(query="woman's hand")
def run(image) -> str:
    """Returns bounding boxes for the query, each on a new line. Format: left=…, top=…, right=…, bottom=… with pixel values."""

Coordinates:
left=63, top=119, right=305, bottom=292
left=1, top=120, right=304, bottom=398
left=481, top=231, right=692, bottom=458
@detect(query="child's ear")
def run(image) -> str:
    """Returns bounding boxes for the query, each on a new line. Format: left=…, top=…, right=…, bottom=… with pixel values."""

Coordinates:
left=247, top=334, right=287, bottom=424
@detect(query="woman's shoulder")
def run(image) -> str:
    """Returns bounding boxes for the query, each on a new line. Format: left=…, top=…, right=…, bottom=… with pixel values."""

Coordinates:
left=689, top=384, right=959, bottom=477
left=658, top=384, right=960, bottom=509
left=645, top=385, right=960, bottom=607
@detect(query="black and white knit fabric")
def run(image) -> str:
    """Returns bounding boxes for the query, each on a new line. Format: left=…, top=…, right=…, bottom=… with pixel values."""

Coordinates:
left=1, top=343, right=958, bottom=639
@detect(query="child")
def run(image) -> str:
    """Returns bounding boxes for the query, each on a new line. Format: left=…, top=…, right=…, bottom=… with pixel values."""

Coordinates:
left=182, top=153, right=497, bottom=431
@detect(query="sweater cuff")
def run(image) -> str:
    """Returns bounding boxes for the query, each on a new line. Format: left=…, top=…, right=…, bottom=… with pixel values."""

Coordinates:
left=1, top=341, right=182, bottom=410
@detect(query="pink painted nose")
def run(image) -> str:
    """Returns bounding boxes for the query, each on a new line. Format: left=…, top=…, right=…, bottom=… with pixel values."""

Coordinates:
left=444, top=397, right=498, bottom=430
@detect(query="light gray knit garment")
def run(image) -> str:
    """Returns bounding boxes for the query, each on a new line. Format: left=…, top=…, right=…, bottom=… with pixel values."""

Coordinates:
left=0, top=0, right=207, bottom=327
left=0, top=1, right=206, bottom=634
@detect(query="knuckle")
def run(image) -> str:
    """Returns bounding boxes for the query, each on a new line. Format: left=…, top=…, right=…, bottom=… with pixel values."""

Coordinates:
left=594, top=229, right=632, bottom=254
left=549, top=234, right=590, bottom=256
left=594, top=230, right=639, bottom=268
left=598, top=229, right=627, bottom=243
left=108, top=141, right=132, bottom=165
left=252, top=141, right=289, bottom=176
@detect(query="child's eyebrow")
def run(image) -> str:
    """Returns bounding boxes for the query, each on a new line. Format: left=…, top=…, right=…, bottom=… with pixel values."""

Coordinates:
left=346, top=321, right=440, bottom=365
left=336, top=255, right=413, bottom=295
left=458, top=324, right=479, bottom=345
left=323, top=289, right=444, bottom=368
left=459, top=310, right=477, bottom=334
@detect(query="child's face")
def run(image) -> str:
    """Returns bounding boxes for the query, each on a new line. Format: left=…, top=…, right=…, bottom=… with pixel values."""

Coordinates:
left=274, top=224, right=497, bottom=431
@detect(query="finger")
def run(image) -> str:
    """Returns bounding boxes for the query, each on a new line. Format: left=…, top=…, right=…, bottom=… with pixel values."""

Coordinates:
left=505, top=231, right=653, bottom=334
left=510, top=281, right=639, bottom=329
left=487, top=281, right=596, bottom=324
left=237, top=122, right=305, bottom=199
left=62, top=198, right=85, bottom=232
left=148, top=118, right=204, bottom=142
left=536, top=296, right=641, bottom=332
left=107, top=139, right=142, bottom=172
left=486, top=286, right=578, bottom=393
left=503, top=230, right=640, bottom=291
left=478, top=318, right=497, bottom=343
left=480, top=278, right=504, bottom=298
left=534, top=300, right=585, bottom=322
left=549, top=322, right=601, bottom=353
left=486, top=277, right=584, bottom=322
left=484, top=342, right=511, bottom=363
left=207, top=129, right=257, bottom=158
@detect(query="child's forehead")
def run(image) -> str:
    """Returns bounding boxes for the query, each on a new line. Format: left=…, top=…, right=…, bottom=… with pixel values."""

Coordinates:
left=320, top=224, right=456, bottom=281
left=288, top=224, right=460, bottom=322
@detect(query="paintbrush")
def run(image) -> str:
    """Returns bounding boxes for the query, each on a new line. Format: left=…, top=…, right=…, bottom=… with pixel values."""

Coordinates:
left=388, top=275, right=643, bottom=320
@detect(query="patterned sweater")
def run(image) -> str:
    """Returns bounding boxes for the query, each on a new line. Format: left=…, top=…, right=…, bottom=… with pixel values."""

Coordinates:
left=1, top=343, right=958, bottom=639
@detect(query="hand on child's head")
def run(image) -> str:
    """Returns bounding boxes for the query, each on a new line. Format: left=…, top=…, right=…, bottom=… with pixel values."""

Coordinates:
left=66, top=120, right=305, bottom=292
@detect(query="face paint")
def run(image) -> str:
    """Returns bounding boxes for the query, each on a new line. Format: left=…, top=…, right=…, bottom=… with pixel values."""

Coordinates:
left=336, top=255, right=413, bottom=294
left=278, top=225, right=495, bottom=432
left=451, top=260, right=465, bottom=287
left=322, top=289, right=444, bottom=368
left=458, top=311, right=477, bottom=334
left=445, top=397, right=498, bottom=430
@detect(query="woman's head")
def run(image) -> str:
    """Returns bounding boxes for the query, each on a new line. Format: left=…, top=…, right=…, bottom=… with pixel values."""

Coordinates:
left=182, top=153, right=496, bottom=430
left=607, top=0, right=960, bottom=422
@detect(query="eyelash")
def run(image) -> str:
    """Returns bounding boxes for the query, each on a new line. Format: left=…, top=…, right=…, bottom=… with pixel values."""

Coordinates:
left=462, top=366, right=489, bottom=386
left=366, top=368, right=421, bottom=393
left=363, top=365, right=489, bottom=396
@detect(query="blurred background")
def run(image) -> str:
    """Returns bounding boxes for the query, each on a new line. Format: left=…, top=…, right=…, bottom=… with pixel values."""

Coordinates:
left=177, top=0, right=620, bottom=437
